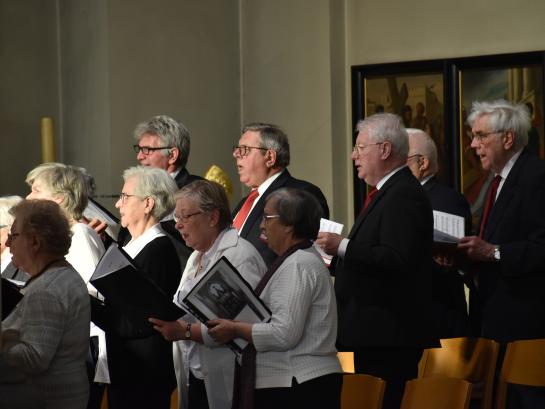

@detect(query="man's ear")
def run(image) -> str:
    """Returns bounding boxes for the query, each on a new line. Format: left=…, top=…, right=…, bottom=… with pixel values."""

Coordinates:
left=168, top=147, right=180, bottom=165
left=380, top=142, right=392, bottom=160
left=503, top=130, right=515, bottom=150
left=265, top=149, right=278, bottom=168
left=420, top=156, right=430, bottom=172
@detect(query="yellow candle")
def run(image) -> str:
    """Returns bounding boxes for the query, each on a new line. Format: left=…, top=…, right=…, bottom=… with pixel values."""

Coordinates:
left=41, top=117, right=55, bottom=163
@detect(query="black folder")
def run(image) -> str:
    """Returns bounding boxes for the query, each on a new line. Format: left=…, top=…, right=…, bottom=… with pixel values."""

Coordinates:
left=90, top=244, right=186, bottom=337
left=1, top=278, right=23, bottom=319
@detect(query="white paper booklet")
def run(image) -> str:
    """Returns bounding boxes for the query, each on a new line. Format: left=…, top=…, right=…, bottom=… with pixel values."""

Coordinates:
left=316, top=218, right=344, bottom=266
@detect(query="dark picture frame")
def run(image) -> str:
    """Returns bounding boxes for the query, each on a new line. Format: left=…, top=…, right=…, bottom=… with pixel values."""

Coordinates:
left=351, top=51, right=545, bottom=225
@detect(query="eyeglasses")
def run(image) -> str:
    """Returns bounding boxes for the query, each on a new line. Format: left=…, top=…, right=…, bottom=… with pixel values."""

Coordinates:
left=174, top=211, right=203, bottom=224
left=118, top=193, right=142, bottom=204
left=133, top=145, right=172, bottom=155
left=7, top=232, right=20, bottom=242
left=352, top=142, right=383, bottom=155
left=470, top=130, right=504, bottom=142
left=232, top=145, right=268, bottom=158
left=407, top=154, right=422, bottom=161
left=262, top=214, right=280, bottom=223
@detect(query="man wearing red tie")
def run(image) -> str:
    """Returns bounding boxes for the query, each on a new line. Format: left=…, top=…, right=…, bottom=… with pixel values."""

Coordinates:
left=457, top=100, right=545, bottom=408
left=232, top=123, right=329, bottom=265
left=317, top=113, right=436, bottom=409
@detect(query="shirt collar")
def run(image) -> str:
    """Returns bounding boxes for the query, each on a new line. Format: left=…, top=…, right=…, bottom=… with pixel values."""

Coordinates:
left=376, top=164, right=407, bottom=190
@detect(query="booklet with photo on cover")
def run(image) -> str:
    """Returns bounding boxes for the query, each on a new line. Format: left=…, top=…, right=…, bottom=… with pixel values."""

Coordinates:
left=179, top=256, right=271, bottom=355
left=90, top=244, right=186, bottom=336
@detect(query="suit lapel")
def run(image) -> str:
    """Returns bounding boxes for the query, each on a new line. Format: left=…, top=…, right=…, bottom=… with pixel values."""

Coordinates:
left=483, top=152, right=526, bottom=240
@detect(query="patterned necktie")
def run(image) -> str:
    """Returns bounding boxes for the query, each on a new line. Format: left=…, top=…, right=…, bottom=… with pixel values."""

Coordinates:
left=233, top=189, right=259, bottom=231
left=479, top=175, right=502, bottom=238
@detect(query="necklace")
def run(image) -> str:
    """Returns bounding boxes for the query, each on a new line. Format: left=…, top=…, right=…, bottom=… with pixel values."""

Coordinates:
left=24, top=258, right=66, bottom=288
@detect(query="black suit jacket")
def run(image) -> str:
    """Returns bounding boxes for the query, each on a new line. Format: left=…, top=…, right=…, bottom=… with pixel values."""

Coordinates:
left=424, top=176, right=471, bottom=338
left=473, top=149, right=545, bottom=342
left=335, top=167, right=437, bottom=349
left=232, top=169, right=329, bottom=266
left=174, top=167, right=202, bottom=189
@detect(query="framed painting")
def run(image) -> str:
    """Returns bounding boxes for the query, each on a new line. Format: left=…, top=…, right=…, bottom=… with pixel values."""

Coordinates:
left=453, top=52, right=545, bottom=227
left=351, top=60, right=450, bottom=212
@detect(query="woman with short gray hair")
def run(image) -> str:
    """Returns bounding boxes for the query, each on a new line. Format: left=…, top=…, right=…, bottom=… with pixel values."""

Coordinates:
left=91, top=165, right=181, bottom=409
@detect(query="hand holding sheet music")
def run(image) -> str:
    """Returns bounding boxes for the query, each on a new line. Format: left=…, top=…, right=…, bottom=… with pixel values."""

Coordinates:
left=176, top=256, right=271, bottom=354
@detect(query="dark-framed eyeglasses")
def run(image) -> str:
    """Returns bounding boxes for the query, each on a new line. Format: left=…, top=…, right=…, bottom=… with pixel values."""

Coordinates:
left=133, top=145, right=172, bottom=155
left=262, top=214, right=280, bottom=223
left=232, top=145, right=268, bottom=158
left=470, top=130, right=504, bottom=142
left=407, top=154, right=422, bottom=161
left=352, top=142, right=383, bottom=155
left=174, top=211, right=203, bottom=224
left=7, top=232, right=20, bottom=242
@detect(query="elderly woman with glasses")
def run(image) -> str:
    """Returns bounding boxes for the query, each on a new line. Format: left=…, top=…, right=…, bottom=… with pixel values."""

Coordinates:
left=149, top=180, right=266, bottom=409
left=0, top=199, right=91, bottom=409
left=90, top=166, right=182, bottom=409
left=207, top=188, right=342, bottom=409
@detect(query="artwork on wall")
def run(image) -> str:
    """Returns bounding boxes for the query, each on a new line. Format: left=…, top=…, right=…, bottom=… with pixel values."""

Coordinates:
left=352, top=51, right=545, bottom=229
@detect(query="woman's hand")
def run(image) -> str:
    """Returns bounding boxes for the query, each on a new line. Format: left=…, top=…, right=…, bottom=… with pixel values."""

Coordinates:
left=149, top=317, right=186, bottom=342
left=207, top=319, right=238, bottom=344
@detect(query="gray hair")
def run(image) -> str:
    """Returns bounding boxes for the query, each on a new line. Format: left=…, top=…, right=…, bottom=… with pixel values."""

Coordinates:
left=356, top=113, right=409, bottom=160
left=134, top=115, right=191, bottom=168
left=0, top=195, right=23, bottom=227
left=242, top=123, right=290, bottom=168
left=174, top=180, right=232, bottom=231
left=406, top=128, right=439, bottom=174
left=266, top=188, right=322, bottom=241
left=467, top=100, right=531, bottom=151
left=122, top=166, right=178, bottom=220
left=10, top=199, right=72, bottom=257
left=26, top=163, right=88, bottom=220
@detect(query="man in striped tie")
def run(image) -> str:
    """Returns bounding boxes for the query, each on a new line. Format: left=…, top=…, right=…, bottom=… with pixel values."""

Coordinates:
left=232, top=123, right=329, bottom=265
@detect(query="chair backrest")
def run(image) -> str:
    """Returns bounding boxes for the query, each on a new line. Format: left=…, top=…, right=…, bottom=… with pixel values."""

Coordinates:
left=338, top=351, right=355, bottom=373
left=495, top=338, right=545, bottom=409
left=401, top=377, right=472, bottom=409
left=418, top=337, right=499, bottom=409
left=341, top=373, right=385, bottom=409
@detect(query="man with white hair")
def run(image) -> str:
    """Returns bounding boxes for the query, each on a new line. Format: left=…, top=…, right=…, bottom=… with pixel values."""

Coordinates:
left=407, top=128, right=471, bottom=338
left=317, top=113, right=436, bottom=409
left=457, top=100, right=545, bottom=408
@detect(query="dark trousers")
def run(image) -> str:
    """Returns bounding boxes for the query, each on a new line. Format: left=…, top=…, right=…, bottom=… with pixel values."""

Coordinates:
left=107, top=383, right=173, bottom=409
left=254, top=372, right=342, bottom=409
left=354, top=347, right=423, bottom=409
left=188, top=372, right=209, bottom=409
left=86, top=336, right=105, bottom=409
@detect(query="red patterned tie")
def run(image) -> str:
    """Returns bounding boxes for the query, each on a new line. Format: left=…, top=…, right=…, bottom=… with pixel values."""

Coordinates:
left=233, top=189, right=260, bottom=231
left=361, top=187, right=378, bottom=213
left=479, top=175, right=502, bottom=238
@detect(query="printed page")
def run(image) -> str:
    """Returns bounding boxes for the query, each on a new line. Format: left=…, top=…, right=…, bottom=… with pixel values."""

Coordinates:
left=316, top=218, right=344, bottom=266
left=433, top=210, right=465, bottom=241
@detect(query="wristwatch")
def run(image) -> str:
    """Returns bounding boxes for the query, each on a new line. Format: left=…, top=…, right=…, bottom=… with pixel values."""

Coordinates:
left=493, top=246, right=501, bottom=261
left=185, top=322, right=192, bottom=340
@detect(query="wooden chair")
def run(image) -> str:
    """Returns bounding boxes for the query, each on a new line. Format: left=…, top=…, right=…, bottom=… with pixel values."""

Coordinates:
left=338, top=351, right=355, bottom=373
left=418, top=337, right=499, bottom=409
left=341, top=373, right=385, bottom=409
left=400, top=377, right=472, bottom=409
left=495, top=338, right=545, bottom=409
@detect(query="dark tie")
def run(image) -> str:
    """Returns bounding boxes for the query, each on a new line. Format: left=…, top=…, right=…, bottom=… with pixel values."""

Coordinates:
left=362, top=187, right=379, bottom=213
left=479, top=175, right=502, bottom=238
left=233, top=189, right=259, bottom=231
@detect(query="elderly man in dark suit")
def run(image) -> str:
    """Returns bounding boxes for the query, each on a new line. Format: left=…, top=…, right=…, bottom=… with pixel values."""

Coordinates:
left=457, top=100, right=545, bottom=408
left=407, top=128, right=471, bottom=338
left=232, top=123, right=329, bottom=265
left=317, top=113, right=436, bottom=409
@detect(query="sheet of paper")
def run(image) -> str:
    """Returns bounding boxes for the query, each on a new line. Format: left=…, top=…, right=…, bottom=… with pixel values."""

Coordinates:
left=433, top=210, right=465, bottom=240
left=316, top=218, right=344, bottom=266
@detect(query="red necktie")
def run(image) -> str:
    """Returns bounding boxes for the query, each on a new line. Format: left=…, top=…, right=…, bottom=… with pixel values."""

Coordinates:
left=361, top=187, right=378, bottom=214
left=233, top=189, right=259, bottom=231
left=479, top=175, right=502, bottom=238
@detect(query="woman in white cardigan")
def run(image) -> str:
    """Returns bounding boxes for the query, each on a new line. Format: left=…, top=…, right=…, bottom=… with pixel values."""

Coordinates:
left=150, top=180, right=266, bottom=409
